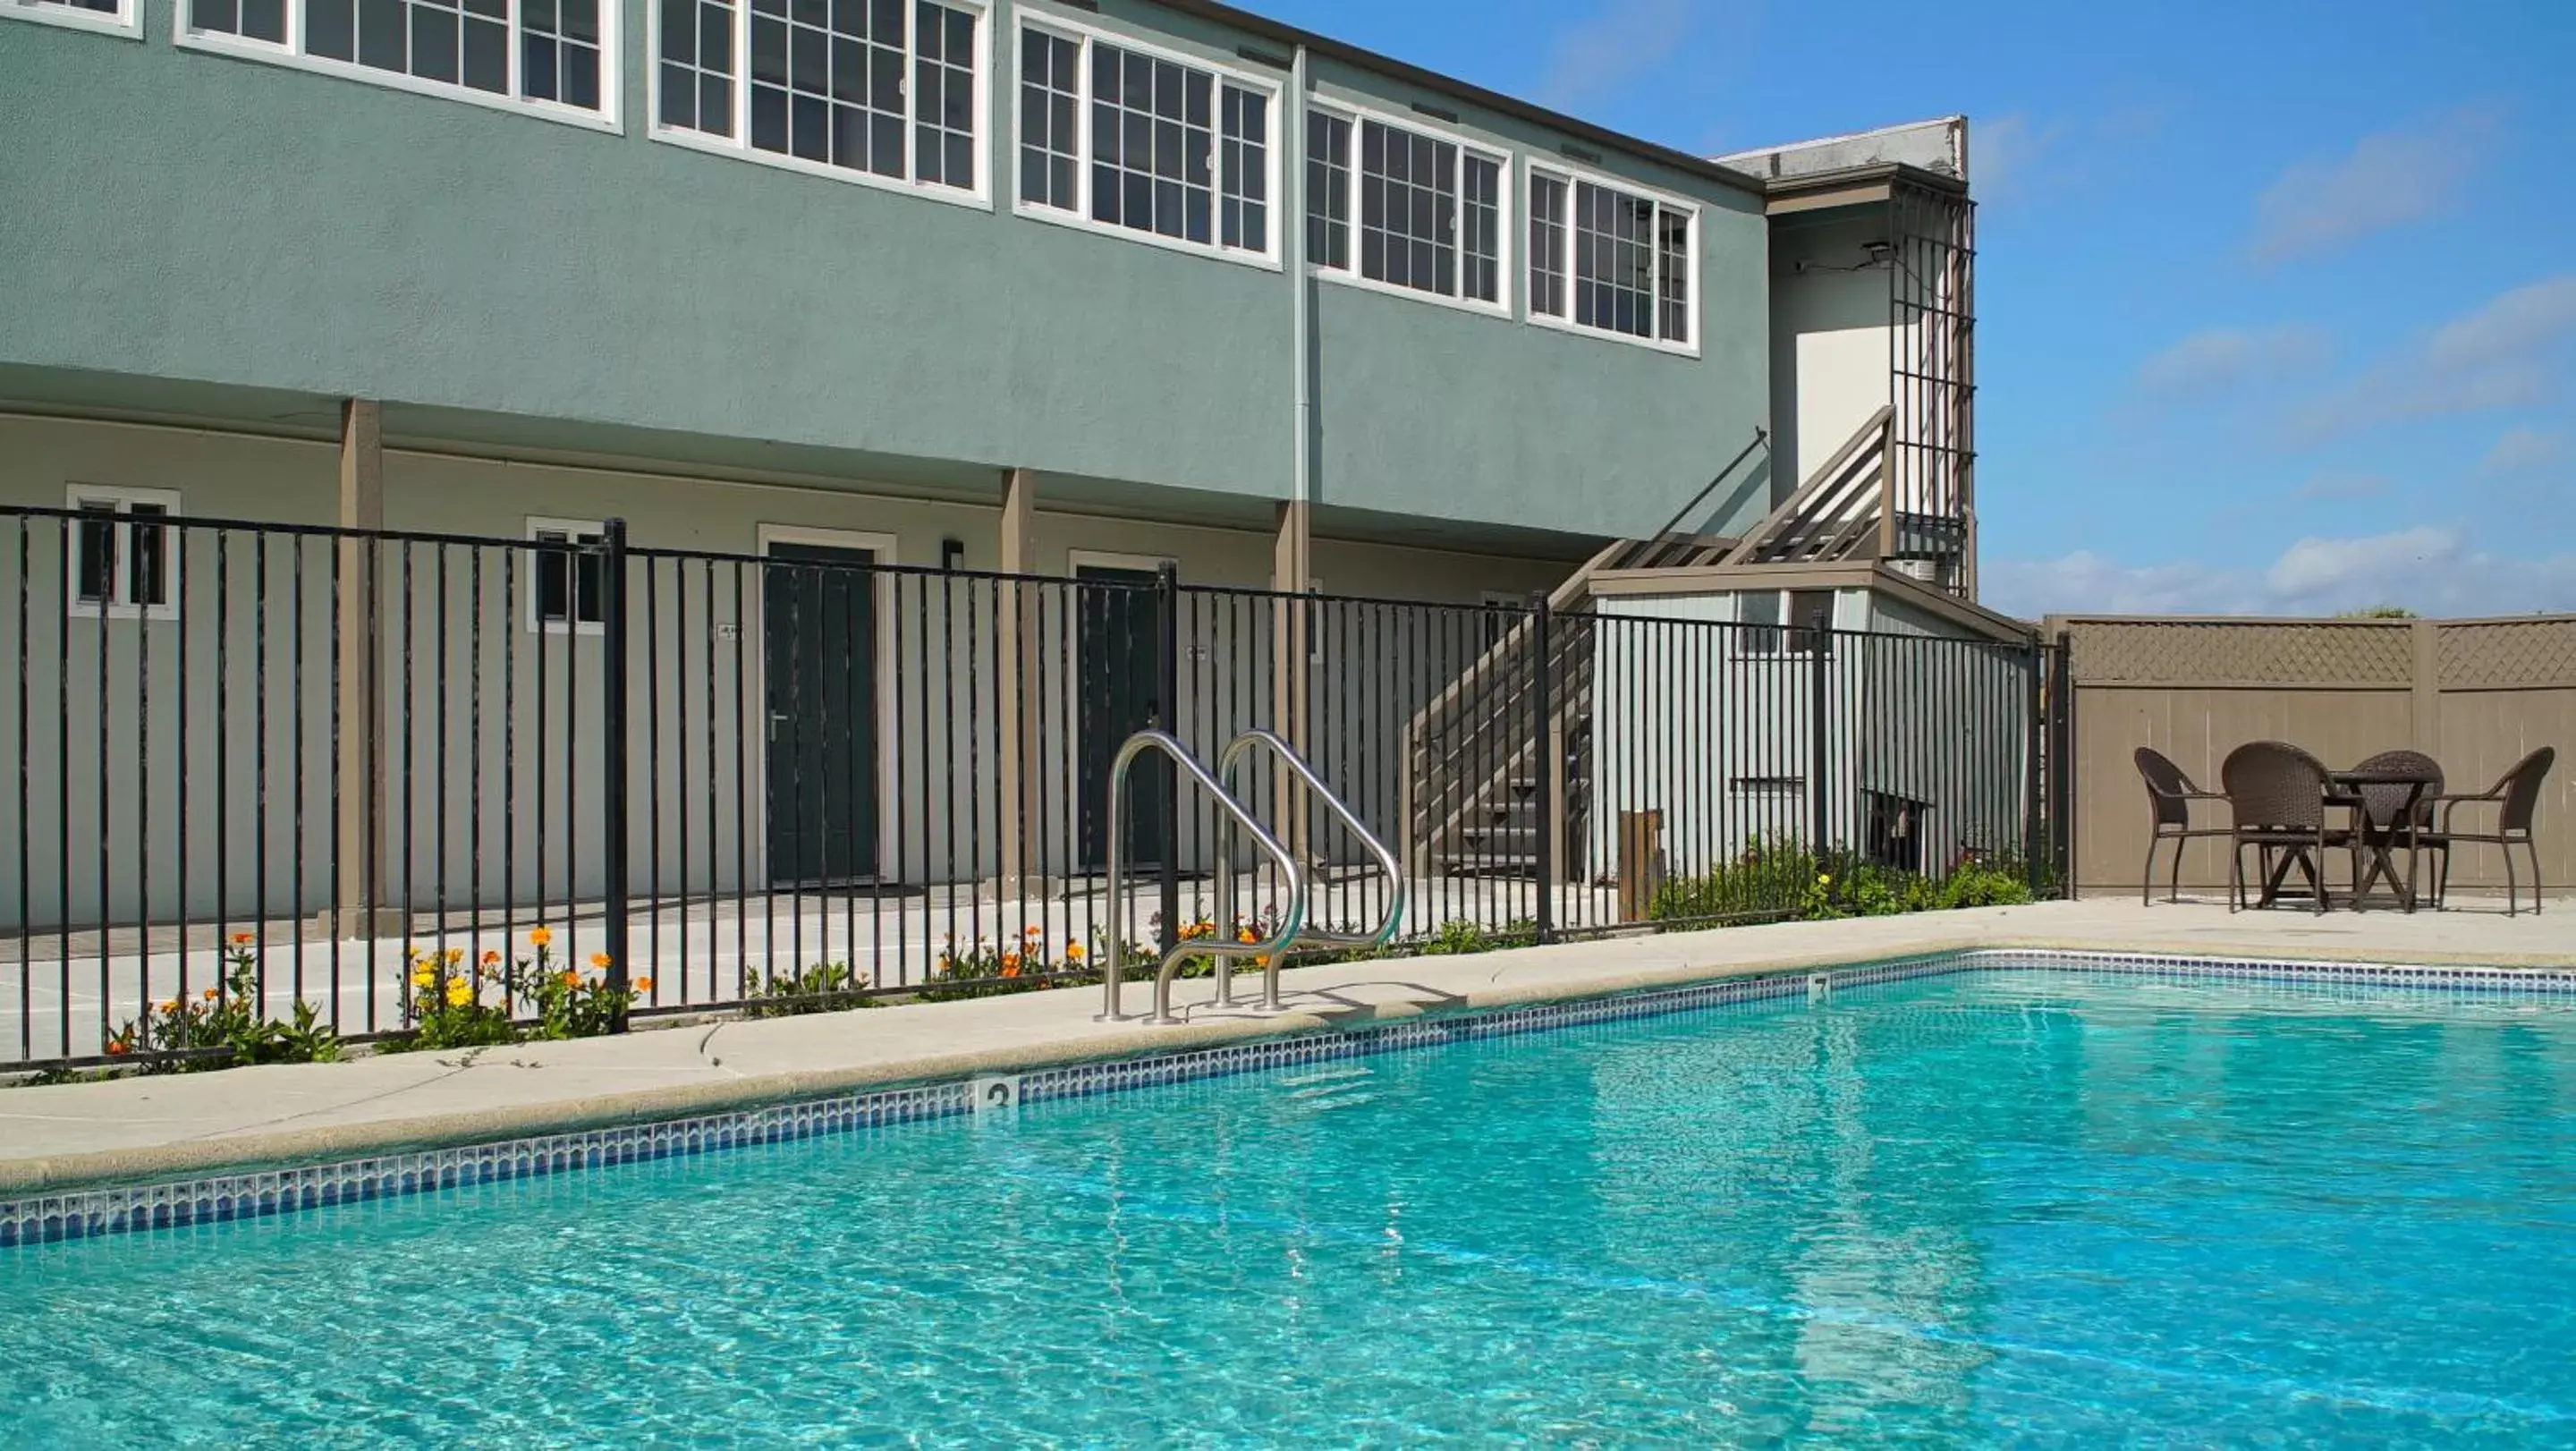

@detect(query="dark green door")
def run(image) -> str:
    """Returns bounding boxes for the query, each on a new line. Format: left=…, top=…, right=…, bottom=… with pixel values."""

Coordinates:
left=765, top=543, right=878, bottom=885
left=1076, top=565, right=1169, bottom=870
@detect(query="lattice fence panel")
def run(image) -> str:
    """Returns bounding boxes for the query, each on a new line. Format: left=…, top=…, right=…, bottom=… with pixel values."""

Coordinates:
left=2067, top=621, right=2413, bottom=686
left=2438, top=619, right=2576, bottom=690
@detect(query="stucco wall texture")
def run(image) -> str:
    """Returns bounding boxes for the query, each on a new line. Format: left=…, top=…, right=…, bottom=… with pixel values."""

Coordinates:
left=0, top=0, right=1770, bottom=542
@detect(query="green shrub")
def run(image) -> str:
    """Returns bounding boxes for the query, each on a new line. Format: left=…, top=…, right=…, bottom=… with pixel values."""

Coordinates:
left=741, top=961, right=880, bottom=1017
left=1651, top=839, right=2034, bottom=928
left=105, top=936, right=342, bottom=1073
left=380, top=929, right=640, bottom=1052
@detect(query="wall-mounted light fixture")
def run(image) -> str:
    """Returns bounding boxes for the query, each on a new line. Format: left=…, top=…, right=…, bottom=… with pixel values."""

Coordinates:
left=941, top=538, right=966, bottom=572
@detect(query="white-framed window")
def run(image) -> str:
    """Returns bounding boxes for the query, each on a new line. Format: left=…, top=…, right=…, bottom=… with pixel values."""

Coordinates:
left=65, top=488, right=179, bottom=621
left=1736, top=589, right=1835, bottom=658
left=178, top=0, right=617, bottom=130
left=2, top=0, right=141, bottom=40
left=526, top=518, right=606, bottom=634
left=1305, top=103, right=1509, bottom=315
left=1012, top=11, right=1279, bottom=267
left=1527, top=162, right=1697, bottom=351
left=653, top=0, right=988, bottom=203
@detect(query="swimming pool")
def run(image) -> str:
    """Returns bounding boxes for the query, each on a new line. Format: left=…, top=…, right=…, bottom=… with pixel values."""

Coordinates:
left=5, top=959, right=2574, bottom=1446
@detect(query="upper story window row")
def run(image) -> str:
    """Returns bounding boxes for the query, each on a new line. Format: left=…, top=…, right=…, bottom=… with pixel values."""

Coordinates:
left=13, top=0, right=1701, bottom=351
left=1013, top=16, right=1276, bottom=263
left=3, top=0, right=139, bottom=40
left=179, top=0, right=613, bottom=125
left=653, top=0, right=985, bottom=199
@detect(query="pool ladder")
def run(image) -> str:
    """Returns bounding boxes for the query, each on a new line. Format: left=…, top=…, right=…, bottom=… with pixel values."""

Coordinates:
left=1096, top=727, right=1407, bottom=1026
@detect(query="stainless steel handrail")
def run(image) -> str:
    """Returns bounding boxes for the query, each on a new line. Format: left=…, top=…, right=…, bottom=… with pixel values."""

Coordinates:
left=1097, top=729, right=1306, bottom=1024
left=1216, top=728, right=1409, bottom=1012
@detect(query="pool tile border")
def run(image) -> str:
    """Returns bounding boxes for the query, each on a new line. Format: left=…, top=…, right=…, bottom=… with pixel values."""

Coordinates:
left=8, top=949, right=2573, bottom=1249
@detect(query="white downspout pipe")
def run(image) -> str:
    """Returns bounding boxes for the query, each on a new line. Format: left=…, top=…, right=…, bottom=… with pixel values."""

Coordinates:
left=1288, top=44, right=1310, bottom=530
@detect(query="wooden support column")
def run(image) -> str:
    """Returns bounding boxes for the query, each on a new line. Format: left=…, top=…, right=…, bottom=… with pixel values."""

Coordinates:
left=324, top=399, right=398, bottom=938
left=1271, top=500, right=1311, bottom=862
left=2411, top=618, right=2443, bottom=758
left=995, top=469, right=1042, bottom=893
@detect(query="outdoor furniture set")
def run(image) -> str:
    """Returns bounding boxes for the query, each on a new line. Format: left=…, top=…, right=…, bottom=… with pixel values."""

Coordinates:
left=2133, top=742, right=2556, bottom=916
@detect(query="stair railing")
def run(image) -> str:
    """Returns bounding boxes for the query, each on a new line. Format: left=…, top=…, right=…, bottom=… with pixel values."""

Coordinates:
left=1207, top=728, right=1407, bottom=1015
left=1097, top=729, right=1304, bottom=1023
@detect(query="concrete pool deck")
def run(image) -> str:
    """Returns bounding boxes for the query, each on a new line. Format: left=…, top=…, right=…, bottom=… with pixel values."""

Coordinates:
left=2, top=895, right=2568, bottom=1195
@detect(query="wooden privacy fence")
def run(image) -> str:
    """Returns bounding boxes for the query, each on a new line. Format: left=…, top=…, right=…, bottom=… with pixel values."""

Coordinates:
left=2046, top=613, right=2576, bottom=898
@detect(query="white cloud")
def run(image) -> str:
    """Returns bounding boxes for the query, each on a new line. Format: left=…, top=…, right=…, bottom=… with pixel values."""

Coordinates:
left=1971, top=114, right=2062, bottom=202
left=2283, top=272, right=2576, bottom=443
left=2263, top=526, right=2459, bottom=602
left=1540, top=0, right=1698, bottom=115
left=2137, top=325, right=2331, bottom=397
left=1985, top=528, right=2576, bottom=620
left=2249, top=108, right=2495, bottom=261
left=2428, top=276, right=2576, bottom=369
left=2294, top=471, right=2390, bottom=501
left=2482, top=425, right=2571, bottom=474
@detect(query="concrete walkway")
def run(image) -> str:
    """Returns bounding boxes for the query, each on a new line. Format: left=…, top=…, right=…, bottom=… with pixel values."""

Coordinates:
left=3, top=896, right=2568, bottom=1195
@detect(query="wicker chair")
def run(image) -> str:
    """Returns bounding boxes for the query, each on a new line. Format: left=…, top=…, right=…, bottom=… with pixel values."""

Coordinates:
left=2133, top=747, right=2230, bottom=904
left=2347, top=748, right=2444, bottom=908
left=2427, top=747, right=2556, bottom=916
left=2221, top=741, right=2344, bottom=914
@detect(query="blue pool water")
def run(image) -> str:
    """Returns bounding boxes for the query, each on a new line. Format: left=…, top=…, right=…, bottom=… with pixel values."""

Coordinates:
left=5, top=967, right=2576, bottom=1447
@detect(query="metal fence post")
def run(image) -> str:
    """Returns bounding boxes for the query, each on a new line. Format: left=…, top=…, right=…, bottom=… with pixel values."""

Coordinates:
left=1155, top=562, right=1181, bottom=959
left=2024, top=640, right=2046, bottom=895
left=2051, top=632, right=2077, bottom=897
left=1809, top=632, right=1831, bottom=852
left=1530, top=593, right=1555, bottom=943
left=600, top=518, right=632, bottom=1026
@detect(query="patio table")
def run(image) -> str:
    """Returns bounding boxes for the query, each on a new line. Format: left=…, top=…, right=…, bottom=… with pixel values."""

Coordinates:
left=2326, top=768, right=2434, bottom=912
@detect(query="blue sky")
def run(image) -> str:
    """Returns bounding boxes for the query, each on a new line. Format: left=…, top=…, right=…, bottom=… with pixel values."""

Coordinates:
left=1264, top=0, right=2576, bottom=617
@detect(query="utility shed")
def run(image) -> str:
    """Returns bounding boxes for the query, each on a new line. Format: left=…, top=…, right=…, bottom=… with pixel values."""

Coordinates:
left=1585, top=561, right=2038, bottom=885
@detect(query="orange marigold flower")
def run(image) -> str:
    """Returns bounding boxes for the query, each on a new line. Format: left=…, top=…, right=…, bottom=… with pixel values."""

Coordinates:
left=1064, top=943, right=1085, bottom=962
left=202, top=988, right=220, bottom=1001
left=999, top=951, right=1021, bottom=972
left=528, top=927, right=552, bottom=947
left=481, top=950, right=502, bottom=966
left=1023, top=924, right=1043, bottom=938
left=634, top=977, right=653, bottom=993
left=157, top=998, right=179, bottom=1013
left=589, top=952, right=613, bottom=970
left=1237, top=929, right=1258, bottom=945
left=560, top=970, right=580, bottom=989
left=106, top=1040, right=131, bottom=1056
left=229, top=932, right=256, bottom=946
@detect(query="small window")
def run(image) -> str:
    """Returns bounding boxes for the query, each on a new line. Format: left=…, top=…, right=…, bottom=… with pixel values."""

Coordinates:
left=65, top=488, right=179, bottom=620
left=1737, top=590, right=1835, bottom=657
left=4, top=0, right=140, bottom=38
left=1308, top=106, right=1507, bottom=310
left=527, top=519, right=606, bottom=632
left=186, top=0, right=608, bottom=119
left=1013, top=19, right=1275, bottom=263
left=657, top=0, right=983, bottom=196
left=1528, top=165, right=1695, bottom=348
left=1306, top=110, right=1352, bottom=270
left=1017, top=25, right=1079, bottom=208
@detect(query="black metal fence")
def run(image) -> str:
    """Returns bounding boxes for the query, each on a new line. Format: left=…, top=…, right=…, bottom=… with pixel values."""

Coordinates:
left=0, top=506, right=2057, bottom=1066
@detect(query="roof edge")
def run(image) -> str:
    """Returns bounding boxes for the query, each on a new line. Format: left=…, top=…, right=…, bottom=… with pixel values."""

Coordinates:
left=1147, top=0, right=1771, bottom=198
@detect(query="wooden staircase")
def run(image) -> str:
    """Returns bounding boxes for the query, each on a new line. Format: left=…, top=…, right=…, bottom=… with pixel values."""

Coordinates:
left=1399, top=411, right=1974, bottom=884
left=1401, top=533, right=1732, bottom=882
left=1719, top=406, right=1970, bottom=587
